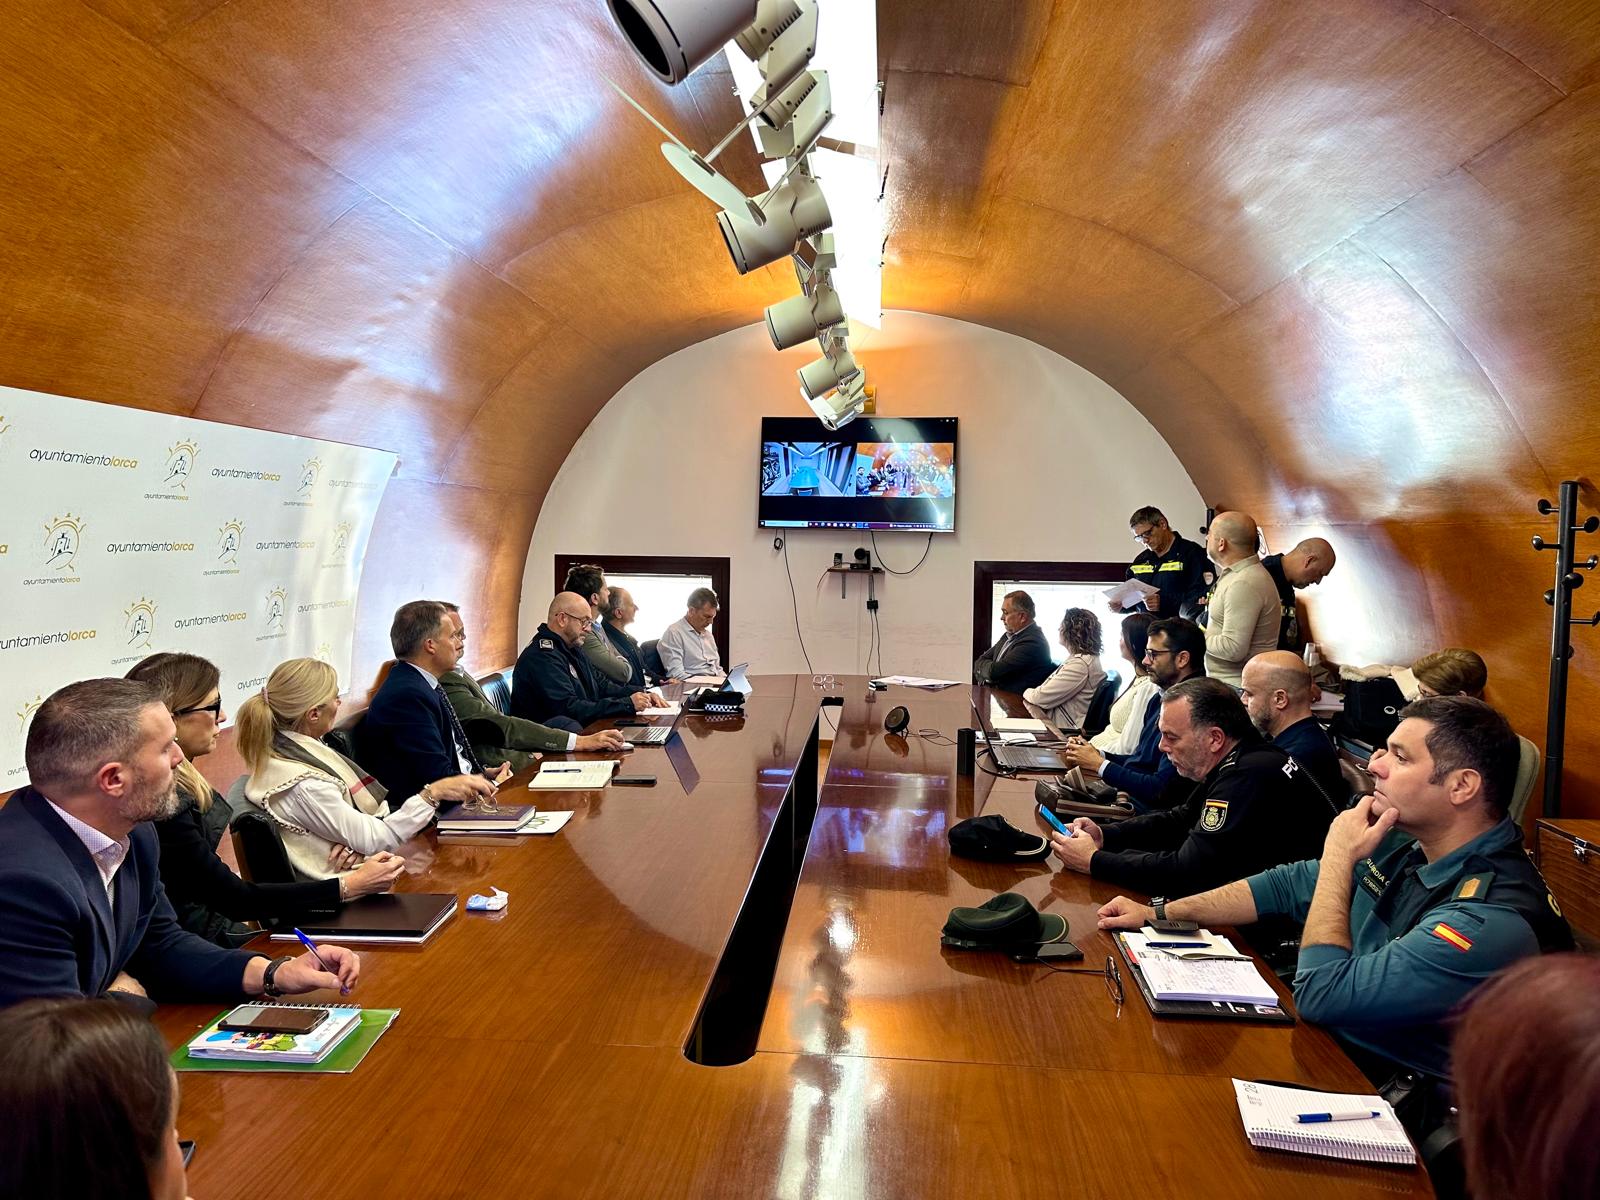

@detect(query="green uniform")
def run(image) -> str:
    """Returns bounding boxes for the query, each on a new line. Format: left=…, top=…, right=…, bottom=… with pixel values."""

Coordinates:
left=438, top=666, right=573, bottom=771
left=1246, top=818, right=1572, bottom=1078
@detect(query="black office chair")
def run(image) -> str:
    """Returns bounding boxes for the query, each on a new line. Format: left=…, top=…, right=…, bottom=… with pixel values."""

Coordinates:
left=229, top=806, right=297, bottom=887
left=322, top=710, right=365, bottom=765
left=1081, top=671, right=1121, bottom=737
left=480, top=671, right=512, bottom=715
left=642, top=639, right=666, bottom=681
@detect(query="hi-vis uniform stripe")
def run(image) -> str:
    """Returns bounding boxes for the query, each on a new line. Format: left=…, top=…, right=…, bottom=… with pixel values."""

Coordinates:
left=1431, top=922, right=1473, bottom=952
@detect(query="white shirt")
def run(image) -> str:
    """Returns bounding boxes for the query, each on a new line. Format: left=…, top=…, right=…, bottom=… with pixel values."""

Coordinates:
left=407, top=662, right=476, bottom=774
left=658, top=617, right=722, bottom=679
left=45, top=798, right=129, bottom=912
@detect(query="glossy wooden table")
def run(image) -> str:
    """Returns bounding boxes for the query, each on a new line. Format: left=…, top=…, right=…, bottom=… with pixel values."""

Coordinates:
left=158, top=678, right=1432, bottom=1198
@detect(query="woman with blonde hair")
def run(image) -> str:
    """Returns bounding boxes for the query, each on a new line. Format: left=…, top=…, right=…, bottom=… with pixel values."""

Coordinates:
left=237, top=657, right=477, bottom=880
left=127, top=653, right=397, bottom=946
left=1412, top=647, right=1488, bottom=699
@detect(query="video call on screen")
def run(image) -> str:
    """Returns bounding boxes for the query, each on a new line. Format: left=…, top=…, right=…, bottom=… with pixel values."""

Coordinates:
left=758, top=416, right=958, bottom=532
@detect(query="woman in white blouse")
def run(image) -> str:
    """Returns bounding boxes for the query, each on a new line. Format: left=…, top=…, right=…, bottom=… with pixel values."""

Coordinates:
left=1090, top=612, right=1160, bottom=753
left=236, top=658, right=482, bottom=881
left=1023, top=608, right=1108, bottom=730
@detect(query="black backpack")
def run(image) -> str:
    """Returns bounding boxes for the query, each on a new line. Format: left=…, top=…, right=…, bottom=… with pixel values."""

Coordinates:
left=1331, top=677, right=1407, bottom=747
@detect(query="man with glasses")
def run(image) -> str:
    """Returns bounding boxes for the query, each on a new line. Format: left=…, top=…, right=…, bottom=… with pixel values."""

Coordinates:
left=1112, top=506, right=1211, bottom=621
left=513, top=593, right=662, bottom=730
left=973, top=590, right=1055, bottom=690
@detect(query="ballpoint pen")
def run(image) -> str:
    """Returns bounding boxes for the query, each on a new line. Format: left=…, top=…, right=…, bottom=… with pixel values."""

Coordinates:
left=1295, top=1110, right=1381, bottom=1123
left=293, top=927, right=349, bottom=996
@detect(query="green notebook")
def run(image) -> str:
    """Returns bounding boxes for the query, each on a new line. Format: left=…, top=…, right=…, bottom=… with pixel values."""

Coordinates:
left=172, top=1008, right=399, bottom=1074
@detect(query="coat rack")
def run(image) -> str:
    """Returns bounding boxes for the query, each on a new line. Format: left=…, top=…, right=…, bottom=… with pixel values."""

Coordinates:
left=1531, top=480, right=1599, bottom=818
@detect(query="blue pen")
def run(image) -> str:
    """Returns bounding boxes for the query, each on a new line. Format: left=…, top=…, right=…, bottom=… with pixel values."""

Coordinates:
left=292, top=927, right=348, bottom=996
left=1295, top=1110, right=1381, bottom=1123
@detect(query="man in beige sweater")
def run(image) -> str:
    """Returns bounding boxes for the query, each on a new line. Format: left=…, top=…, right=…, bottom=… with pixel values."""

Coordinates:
left=1202, top=512, right=1280, bottom=686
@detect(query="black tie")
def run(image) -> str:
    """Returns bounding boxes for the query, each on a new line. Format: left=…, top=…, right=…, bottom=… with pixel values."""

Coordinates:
left=438, top=688, right=485, bottom=775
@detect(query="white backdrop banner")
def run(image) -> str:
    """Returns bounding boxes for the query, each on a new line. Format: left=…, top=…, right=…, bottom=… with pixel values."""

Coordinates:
left=0, top=384, right=397, bottom=785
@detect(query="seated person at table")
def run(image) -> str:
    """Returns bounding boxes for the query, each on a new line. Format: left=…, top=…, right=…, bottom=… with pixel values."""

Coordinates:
left=241, top=658, right=491, bottom=880
left=514, top=593, right=660, bottom=729
left=600, top=586, right=656, bottom=688
left=1060, top=617, right=1205, bottom=811
left=355, top=599, right=513, bottom=803
left=127, top=652, right=401, bottom=947
left=973, top=590, right=1055, bottom=691
left=564, top=561, right=634, bottom=686
left=1259, top=536, right=1336, bottom=650
left=1201, top=511, right=1280, bottom=686
left=0, top=678, right=358, bottom=1008
left=1096, top=696, right=1573, bottom=1085
left=1112, top=505, right=1211, bottom=619
left=1238, top=650, right=1345, bottom=805
left=1089, top=613, right=1157, bottom=754
left=1453, top=955, right=1600, bottom=1200
left=1022, top=608, right=1107, bottom=730
left=658, top=587, right=724, bottom=680
left=436, top=602, right=625, bottom=767
left=0, top=997, right=191, bottom=1200
left=1413, top=646, right=1488, bottom=698
left=1050, top=678, right=1338, bottom=898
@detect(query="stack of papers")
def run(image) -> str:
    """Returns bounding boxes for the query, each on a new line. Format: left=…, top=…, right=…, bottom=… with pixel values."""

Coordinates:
left=683, top=674, right=724, bottom=686
left=873, top=675, right=962, bottom=690
left=186, top=1005, right=362, bottom=1065
left=529, top=760, right=617, bottom=790
left=991, top=716, right=1047, bottom=733
left=1102, top=578, right=1160, bottom=609
left=1120, top=931, right=1278, bottom=1003
left=1135, top=927, right=1250, bottom=960
left=1231, top=1079, right=1415, bottom=1165
left=638, top=702, right=682, bottom=717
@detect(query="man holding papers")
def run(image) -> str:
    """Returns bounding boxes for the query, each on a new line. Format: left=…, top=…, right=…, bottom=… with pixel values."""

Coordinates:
left=1111, top=505, right=1211, bottom=620
left=1096, top=697, right=1572, bottom=1085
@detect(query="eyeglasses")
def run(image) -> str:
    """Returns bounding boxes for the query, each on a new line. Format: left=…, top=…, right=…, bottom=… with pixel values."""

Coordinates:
left=1143, top=648, right=1177, bottom=660
left=1131, top=526, right=1159, bottom=543
left=559, top=611, right=593, bottom=628
left=174, top=698, right=223, bottom=719
left=1045, top=954, right=1124, bottom=1006
left=461, top=794, right=500, bottom=815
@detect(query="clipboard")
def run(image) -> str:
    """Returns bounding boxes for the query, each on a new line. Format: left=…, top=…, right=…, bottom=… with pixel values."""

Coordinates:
left=1114, top=932, right=1295, bottom=1025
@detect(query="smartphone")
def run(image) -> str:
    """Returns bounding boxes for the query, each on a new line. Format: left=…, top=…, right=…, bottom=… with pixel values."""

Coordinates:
left=613, top=774, right=657, bottom=786
left=1011, top=941, right=1084, bottom=963
left=1037, top=803, right=1072, bottom=837
left=217, top=1005, right=328, bottom=1035
left=1149, top=918, right=1201, bottom=933
left=180, top=1140, right=196, bottom=1167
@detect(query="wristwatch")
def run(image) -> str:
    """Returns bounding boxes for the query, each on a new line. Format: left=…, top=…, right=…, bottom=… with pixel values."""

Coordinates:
left=261, top=955, right=295, bottom=998
left=1151, top=896, right=1168, bottom=921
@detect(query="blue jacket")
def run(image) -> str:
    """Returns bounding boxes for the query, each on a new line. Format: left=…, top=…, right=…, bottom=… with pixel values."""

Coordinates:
left=357, top=661, right=475, bottom=805
left=1099, top=695, right=1177, bottom=811
left=0, top=789, right=256, bottom=1007
left=513, top=624, right=634, bottom=727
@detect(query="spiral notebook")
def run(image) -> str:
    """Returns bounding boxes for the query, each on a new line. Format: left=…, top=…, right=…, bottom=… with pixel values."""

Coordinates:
left=1231, top=1079, right=1415, bottom=1166
left=186, top=1004, right=362, bottom=1064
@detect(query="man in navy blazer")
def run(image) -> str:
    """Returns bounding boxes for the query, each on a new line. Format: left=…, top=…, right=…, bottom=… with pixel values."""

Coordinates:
left=0, top=678, right=359, bottom=1009
left=355, top=600, right=507, bottom=809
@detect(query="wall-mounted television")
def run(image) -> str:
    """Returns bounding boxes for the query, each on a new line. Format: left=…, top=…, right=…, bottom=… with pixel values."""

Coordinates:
left=758, top=416, right=957, bottom=533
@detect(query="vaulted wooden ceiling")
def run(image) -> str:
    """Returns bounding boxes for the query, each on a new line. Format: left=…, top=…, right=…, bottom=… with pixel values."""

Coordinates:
left=5, top=1, right=1599, bottom=806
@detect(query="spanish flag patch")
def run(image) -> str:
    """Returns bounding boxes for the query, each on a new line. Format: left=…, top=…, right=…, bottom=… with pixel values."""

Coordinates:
left=1431, top=922, right=1473, bottom=952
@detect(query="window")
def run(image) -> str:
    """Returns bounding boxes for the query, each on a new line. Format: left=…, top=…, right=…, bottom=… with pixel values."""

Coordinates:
left=973, top=560, right=1129, bottom=682
left=554, top=554, right=731, bottom=668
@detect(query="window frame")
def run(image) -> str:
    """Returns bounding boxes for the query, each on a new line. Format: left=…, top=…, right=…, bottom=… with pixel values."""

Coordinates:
left=554, top=554, right=732, bottom=670
left=972, top=559, right=1129, bottom=662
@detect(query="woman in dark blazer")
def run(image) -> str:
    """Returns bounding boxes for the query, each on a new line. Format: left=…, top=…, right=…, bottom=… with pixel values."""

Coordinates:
left=126, top=653, right=401, bottom=946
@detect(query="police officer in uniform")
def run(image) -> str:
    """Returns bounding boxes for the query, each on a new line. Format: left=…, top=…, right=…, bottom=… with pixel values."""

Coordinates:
left=1050, top=678, right=1338, bottom=898
left=1096, top=696, right=1572, bottom=1087
left=1113, top=506, right=1211, bottom=620
left=511, top=593, right=659, bottom=731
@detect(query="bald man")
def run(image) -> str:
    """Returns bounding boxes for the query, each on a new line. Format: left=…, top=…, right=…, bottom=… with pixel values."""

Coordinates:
left=1260, top=537, right=1336, bottom=650
left=511, top=593, right=661, bottom=730
left=1239, top=652, right=1346, bottom=805
left=1201, top=512, right=1281, bottom=686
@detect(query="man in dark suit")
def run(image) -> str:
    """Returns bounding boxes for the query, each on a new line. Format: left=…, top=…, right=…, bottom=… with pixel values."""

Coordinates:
left=514, top=593, right=658, bottom=729
left=0, top=678, right=359, bottom=1008
left=355, top=600, right=508, bottom=808
left=599, top=586, right=652, bottom=689
left=973, top=590, right=1055, bottom=691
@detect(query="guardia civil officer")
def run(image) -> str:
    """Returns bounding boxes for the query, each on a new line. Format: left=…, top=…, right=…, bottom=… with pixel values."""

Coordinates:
left=1096, top=695, right=1573, bottom=1086
left=511, top=593, right=660, bottom=731
left=1050, top=677, right=1337, bottom=898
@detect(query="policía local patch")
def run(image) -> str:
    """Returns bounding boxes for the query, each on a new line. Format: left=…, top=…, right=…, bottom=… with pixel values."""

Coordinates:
left=1431, top=922, right=1473, bottom=952
left=1200, top=800, right=1228, bottom=831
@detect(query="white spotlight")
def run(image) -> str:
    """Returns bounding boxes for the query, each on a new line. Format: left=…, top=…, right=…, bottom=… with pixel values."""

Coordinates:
left=765, top=283, right=844, bottom=350
left=606, top=0, right=756, bottom=84
left=806, top=372, right=868, bottom=430
left=717, top=176, right=832, bottom=275
left=798, top=347, right=859, bottom=401
left=755, top=71, right=832, bottom=160
left=749, top=0, right=819, bottom=108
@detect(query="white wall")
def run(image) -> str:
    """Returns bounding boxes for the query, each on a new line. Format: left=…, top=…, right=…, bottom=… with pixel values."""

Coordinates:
left=519, top=312, right=1204, bottom=680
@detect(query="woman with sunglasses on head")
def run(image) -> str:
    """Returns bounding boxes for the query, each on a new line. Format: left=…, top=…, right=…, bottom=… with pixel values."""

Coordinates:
left=126, top=653, right=402, bottom=947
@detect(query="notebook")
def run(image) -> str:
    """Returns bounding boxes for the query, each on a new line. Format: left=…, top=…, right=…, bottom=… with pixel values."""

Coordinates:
left=186, top=1004, right=361, bottom=1064
left=270, top=892, right=456, bottom=944
left=529, top=760, right=617, bottom=789
left=1120, top=931, right=1278, bottom=1003
left=436, top=802, right=538, bottom=833
left=1116, top=932, right=1293, bottom=1023
left=1231, top=1079, right=1416, bottom=1166
left=175, top=1009, right=399, bottom=1074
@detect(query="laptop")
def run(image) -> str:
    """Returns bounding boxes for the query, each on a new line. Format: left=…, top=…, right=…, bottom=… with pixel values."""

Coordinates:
left=621, top=700, right=687, bottom=746
left=975, top=696, right=1078, bottom=773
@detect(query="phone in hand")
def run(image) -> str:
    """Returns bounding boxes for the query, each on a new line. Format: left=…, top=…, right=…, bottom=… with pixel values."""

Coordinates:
left=1038, top=803, right=1072, bottom=837
left=217, top=1005, right=328, bottom=1035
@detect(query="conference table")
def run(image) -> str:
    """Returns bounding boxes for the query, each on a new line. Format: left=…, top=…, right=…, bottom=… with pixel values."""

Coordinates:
left=157, top=676, right=1434, bottom=1198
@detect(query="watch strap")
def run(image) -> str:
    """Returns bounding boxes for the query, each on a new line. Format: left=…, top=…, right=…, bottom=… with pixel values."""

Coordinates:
left=261, top=955, right=295, bottom=997
left=1151, top=896, right=1168, bottom=921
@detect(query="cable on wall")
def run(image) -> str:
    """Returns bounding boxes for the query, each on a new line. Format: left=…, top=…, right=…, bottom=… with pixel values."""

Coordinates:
left=778, top=537, right=816, bottom=676
left=871, top=530, right=933, bottom=575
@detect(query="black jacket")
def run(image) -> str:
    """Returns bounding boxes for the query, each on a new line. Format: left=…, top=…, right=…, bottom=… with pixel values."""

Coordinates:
left=356, top=662, right=479, bottom=806
left=1124, top=534, right=1212, bottom=620
left=1091, top=733, right=1338, bottom=898
left=154, top=784, right=341, bottom=946
left=973, top=621, right=1055, bottom=691
left=513, top=624, right=634, bottom=727
left=602, top=621, right=650, bottom=689
left=1270, top=716, right=1347, bottom=810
